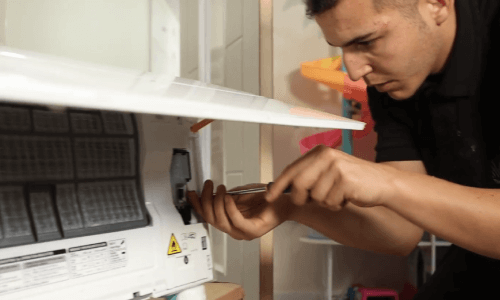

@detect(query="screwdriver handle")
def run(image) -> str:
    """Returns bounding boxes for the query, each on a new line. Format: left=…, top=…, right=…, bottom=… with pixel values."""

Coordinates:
left=267, top=182, right=292, bottom=194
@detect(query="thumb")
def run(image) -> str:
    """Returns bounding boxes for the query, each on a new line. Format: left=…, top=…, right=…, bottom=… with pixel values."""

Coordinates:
left=186, top=190, right=198, bottom=201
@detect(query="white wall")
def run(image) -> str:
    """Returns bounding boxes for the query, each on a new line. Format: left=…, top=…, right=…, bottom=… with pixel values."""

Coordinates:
left=272, top=0, right=408, bottom=297
left=0, top=0, right=5, bottom=46
left=151, top=0, right=181, bottom=78
left=180, top=0, right=199, bottom=80
left=4, top=0, right=150, bottom=72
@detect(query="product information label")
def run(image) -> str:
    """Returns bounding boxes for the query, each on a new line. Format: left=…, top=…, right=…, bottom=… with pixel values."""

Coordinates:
left=0, top=239, right=127, bottom=295
left=0, top=250, right=69, bottom=295
left=68, top=239, right=127, bottom=277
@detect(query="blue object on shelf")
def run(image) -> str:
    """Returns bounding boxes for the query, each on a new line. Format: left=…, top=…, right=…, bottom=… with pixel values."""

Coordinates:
left=342, top=98, right=353, bottom=154
left=167, top=295, right=177, bottom=300
left=341, top=62, right=353, bottom=156
left=347, top=287, right=355, bottom=300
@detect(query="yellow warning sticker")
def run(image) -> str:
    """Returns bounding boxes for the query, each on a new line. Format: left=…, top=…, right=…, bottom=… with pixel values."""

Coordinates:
left=168, top=234, right=182, bottom=255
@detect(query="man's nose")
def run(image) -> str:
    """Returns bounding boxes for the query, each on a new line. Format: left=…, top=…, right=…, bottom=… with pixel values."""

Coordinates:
left=343, top=52, right=372, bottom=82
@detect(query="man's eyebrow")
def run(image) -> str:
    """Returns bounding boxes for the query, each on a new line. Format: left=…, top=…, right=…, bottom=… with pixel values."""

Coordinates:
left=327, top=32, right=377, bottom=47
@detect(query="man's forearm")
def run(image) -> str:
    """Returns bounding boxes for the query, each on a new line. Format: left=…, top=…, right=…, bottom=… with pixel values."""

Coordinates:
left=289, top=200, right=423, bottom=256
left=387, top=171, right=500, bottom=260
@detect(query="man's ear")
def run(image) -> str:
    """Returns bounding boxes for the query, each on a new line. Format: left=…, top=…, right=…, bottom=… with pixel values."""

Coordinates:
left=425, top=0, right=453, bottom=26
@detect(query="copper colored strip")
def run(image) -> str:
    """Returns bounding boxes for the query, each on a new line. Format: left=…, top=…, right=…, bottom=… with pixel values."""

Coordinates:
left=190, top=119, right=215, bottom=133
left=259, top=0, right=274, bottom=299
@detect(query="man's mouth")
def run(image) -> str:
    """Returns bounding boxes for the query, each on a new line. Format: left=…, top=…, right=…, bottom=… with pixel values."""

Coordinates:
left=374, top=80, right=395, bottom=92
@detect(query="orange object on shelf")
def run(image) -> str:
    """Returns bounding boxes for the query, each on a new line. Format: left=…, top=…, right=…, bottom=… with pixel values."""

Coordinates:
left=301, top=58, right=345, bottom=93
left=301, top=56, right=368, bottom=104
left=299, top=56, right=374, bottom=149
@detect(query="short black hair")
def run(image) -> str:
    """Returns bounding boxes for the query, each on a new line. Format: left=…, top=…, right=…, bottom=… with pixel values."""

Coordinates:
left=305, top=0, right=341, bottom=18
left=304, top=0, right=422, bottom=22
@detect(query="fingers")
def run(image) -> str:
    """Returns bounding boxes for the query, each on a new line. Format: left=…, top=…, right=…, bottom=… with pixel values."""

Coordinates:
left=306, top=159, right=346, bottom=210
left=289, top=180, right=309, bottom=206
left=187, top=190, right=203, bottom=218
left=288, top=161, right=330, bottom=206
left=266, top=145, right=334, bottom=203
left=212, top=194, right=251, bottom=241
left=224, top=195, right=262, bottom=239
left=201, top=180, right=215, bottom=224
left=265, top=164, right=299, bottom=203
left=188, top=180, right=254, bottom=241
left=323, top=178, right=347, bottom=211
left=265, top=149, right=318, bottom=202
left=309, top=165, right=337, bottom=204
left=213, top=185, right=232, bottom=232
left=221, top=195, right=250, bottom=240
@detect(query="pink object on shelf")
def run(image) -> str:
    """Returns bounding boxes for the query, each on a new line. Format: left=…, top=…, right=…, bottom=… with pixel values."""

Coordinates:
left=343, top=74, right=368, bottom=103
left=299, top=129, right=342, bottom=155
left=352, top=105, right=374, bottom=139
left=358, top=287, right=399, bottom=300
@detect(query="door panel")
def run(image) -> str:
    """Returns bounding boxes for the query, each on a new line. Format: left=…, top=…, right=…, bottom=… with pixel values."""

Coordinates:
left=180, top=0, right=260, bottom=299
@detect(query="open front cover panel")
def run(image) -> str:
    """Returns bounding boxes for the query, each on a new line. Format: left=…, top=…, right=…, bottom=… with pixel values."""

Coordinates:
left=0, top=47, right=365, bottom=130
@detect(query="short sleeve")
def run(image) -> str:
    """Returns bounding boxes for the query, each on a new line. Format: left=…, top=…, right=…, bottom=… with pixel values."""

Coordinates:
left=367, top=87, right=422, bottom=163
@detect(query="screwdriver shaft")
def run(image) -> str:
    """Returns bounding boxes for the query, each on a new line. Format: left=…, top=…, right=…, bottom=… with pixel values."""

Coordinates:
left=212, top=182, right=291, bottom=196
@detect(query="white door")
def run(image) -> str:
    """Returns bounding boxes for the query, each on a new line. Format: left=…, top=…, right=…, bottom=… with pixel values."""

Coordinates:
left=0, top=0, right=5, bottom=46
left=180, top=1, right=261, bottom=299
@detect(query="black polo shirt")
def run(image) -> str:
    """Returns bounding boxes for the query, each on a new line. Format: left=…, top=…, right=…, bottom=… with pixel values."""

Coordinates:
left=368, top=0, right=500, bottom=298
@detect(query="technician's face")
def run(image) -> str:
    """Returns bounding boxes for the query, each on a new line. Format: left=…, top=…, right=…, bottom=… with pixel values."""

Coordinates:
left=316, top=0, right=439, bottom=100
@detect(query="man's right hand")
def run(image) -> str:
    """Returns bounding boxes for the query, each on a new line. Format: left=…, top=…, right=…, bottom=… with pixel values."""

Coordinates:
left=187, top=180, right=295, bottom=240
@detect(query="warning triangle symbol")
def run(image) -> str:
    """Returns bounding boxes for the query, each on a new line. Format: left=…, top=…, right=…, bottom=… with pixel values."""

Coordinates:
left=168, top=234, right=182, bottom=255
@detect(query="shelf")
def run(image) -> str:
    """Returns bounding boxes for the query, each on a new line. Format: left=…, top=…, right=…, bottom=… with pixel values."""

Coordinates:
left=300, top=237, right=452, bottom=247
left=300, top=237, right=452, bottom=248
left=299, top=237, right=343, bottom=246
left=418, top=241, right=452, bottom=247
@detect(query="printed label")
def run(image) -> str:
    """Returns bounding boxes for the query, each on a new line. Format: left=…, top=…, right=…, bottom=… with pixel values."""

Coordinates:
left=201, top=236, right=207, bottom=250
left=69, top=239, right=127, bottom=277
left=0, top=239, right=127, bottom=295
left=0, top=250, right=69, bottom=295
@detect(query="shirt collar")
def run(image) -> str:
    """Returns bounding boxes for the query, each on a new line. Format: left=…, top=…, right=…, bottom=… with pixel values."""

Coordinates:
left=425, top=0, right=481, bottom=98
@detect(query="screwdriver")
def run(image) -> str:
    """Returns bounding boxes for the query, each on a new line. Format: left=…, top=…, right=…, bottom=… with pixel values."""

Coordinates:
left=214, top=182, right=292, bottom=196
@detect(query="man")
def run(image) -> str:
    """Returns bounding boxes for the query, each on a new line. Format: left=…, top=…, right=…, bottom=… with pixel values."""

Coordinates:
left=188, top=0, right=500, bottom=298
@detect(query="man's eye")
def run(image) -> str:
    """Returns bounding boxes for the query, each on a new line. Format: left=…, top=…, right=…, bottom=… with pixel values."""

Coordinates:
left=358, top=40, right=374, bottom=47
